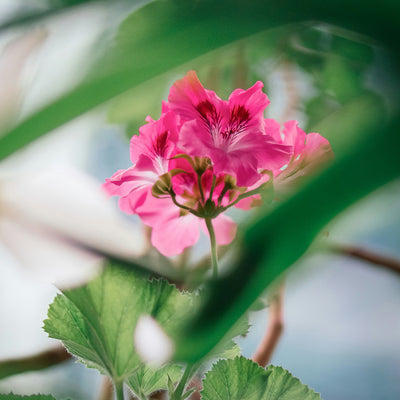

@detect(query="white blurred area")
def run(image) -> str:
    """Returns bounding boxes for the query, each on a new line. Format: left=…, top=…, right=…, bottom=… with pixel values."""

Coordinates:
left=0, top=4, right=136, bottom=399
left=0, top=4, right=398, bottom=400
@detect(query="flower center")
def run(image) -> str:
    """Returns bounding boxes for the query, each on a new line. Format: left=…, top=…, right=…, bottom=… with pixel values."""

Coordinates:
left=196, top=101, right=250, bottom=150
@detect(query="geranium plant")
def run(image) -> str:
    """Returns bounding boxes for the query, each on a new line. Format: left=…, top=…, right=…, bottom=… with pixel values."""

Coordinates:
left=0, top=1, right=399, bottom=400
left=40, top=72, right=332, bottom=400
left=103, top=71, right=332, bottom=274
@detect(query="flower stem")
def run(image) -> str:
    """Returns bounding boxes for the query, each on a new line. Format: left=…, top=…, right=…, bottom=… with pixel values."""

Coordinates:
left=209, top=174, right=217, bottom=200
left=171, top=364, right=194, bottom=400
left=197, top=173, right=205, bottom=203
left=114, top=380, right=124, bottom=400
left=170, top=192, right=201, bottom=217
left=205, top=217, right=218, bottom=279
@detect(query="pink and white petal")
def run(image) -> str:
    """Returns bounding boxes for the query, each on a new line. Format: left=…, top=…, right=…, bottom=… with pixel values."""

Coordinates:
left=201, top=214, right=237, bottom=246
left=226, top=126, right=291, bottom=173
left=282, top=120, right=306, bottom=154
left=255, top=135, right=292, bottom=172
left=234, top=194, right=262, bottom=210
left=229, top=81, right=270, bottom=124
left=264, top=118, right=282, bottom=143
left=168, top=71, right=224, bottom=123
left=103, top=163, right=157, bottom=199
left=102, top=168, right=130, bottom=196
left=130, top=111, right=179, bottom=165
left=118, top=185, right=149, bottom=214
left=136, top=195, right=179, bottom=227
left=178, top=119, right=214, bottom=158
left=151, top=214, right=200, bottom=257
left=304, top=132, right=334, bottom=161
left=229, top=154, right=260, bottom=187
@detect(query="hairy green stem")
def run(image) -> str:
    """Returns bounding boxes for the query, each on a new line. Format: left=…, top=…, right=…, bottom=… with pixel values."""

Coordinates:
left=218, top=186, right=266, bottom=214
left=170, top=192, right=201, bottom=217
left=205, top=217, right=218, bottom=279
left=172, top=364, right=194, bottom=400
left=197, top=173, right=205, bottom=203
left=209, top=174, right=217, bottom=200
left=114, top=380, right=124, bottom=400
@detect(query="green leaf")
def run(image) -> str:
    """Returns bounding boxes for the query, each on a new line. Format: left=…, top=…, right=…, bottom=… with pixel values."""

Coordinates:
left=167, top=374, right=176, bottom=395
left=182, top=388, right=196, bottom=399
left=0, top=395, right=57, bottom=400
left=201, top=357, right=321, bottom=400
left=1, top=0, right=398, bottom=159
left=43, top=263, right=192, bottom=393
left=126, top=364, right=182, bottom=398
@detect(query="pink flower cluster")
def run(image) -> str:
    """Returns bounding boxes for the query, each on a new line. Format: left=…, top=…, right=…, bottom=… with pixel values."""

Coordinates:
left=104, top=71, right=333, bottom=256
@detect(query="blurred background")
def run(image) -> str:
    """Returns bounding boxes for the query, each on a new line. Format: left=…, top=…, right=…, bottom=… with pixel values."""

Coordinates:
left=0, top=1, right=399, bottom=399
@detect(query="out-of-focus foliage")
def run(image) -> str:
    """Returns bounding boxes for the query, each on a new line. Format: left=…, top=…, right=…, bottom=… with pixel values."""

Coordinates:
left=126, top=365, right=182, bottom=399
left=1, top=0, right=397, bottom=159
left=175, top=113, right=400, bottom=361
left=0, top=396, right=59, bottom=400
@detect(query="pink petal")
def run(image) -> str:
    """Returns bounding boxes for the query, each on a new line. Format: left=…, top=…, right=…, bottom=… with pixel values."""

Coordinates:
left=178, top=119, right=215, bottom=160
left=201, top=214, right=237, bottom=246
left=136, top=196, right=178, bottom=227
left=282, top=120, right=306, bottom=154
left=151, top=213, right=200, bottom=257
left=256, top=135, right=292, bottom=172
left=304, top=132, right=334, bottom=160
left=130, top=111, right=179, bottom=165
left=168, top=70, right=225, bottom=123
left=234, top=194, right=262, bottom=210
left=118, top=186, right=148, bottom=214
left=264, top=118, right=282, bottom=143
left=228, top=81, right=270, bottom=126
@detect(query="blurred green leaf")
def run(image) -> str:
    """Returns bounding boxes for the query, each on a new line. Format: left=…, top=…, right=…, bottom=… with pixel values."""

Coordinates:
left=1, top=0, right=398, bottom=159
left=44, top=263, right=191, bottom=393
left=321, top=56, right=364, bottom=103
left=310, top=92, right=385, bottom=152
left=174, top=109, right=400, bottom=362
left=209, top=314, right=249, bottom=360
left=201, top=357, right=321, bottom=400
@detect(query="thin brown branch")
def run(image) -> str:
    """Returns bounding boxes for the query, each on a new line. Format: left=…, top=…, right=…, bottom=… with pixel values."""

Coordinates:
left=98, top=376, right=114, bottom=400
left=233, top=42, right=248, bottom=89
left=0, top=345, right=71, bottom=380
left=251, top=285, right=285, bottom=367
left=329, top=244, right=400, bottom=276
left=280, top=59, right=300, bottom=123
left=149, top=390, right=166, bottom=399
left=186, top=376, right=202, bottom=400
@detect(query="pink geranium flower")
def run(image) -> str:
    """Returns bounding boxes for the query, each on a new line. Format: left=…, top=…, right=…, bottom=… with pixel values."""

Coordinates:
left=267, top=119, right=334, bottom=195
left=103, top=72, right=332, bottom=259
left=168, top=71, right=291, bottom=187
left=135, top=156, right=238, bottom=256
left=103, top=110, right=179, bottom=214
